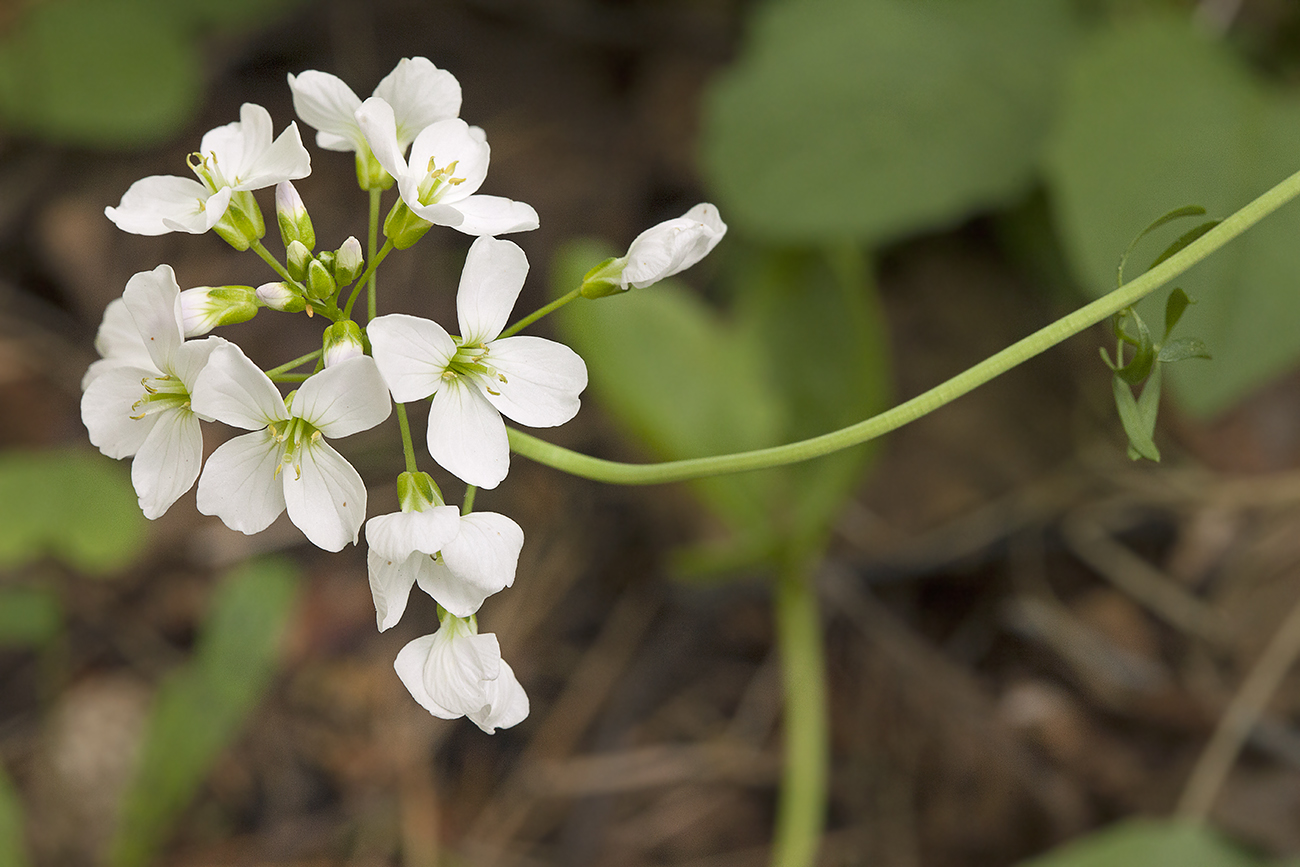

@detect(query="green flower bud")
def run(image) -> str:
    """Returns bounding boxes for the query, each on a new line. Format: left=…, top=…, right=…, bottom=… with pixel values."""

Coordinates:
left=286, top=240, right=313, bottom=283
left=178, top=285, right=258, bottom=335
left=396, top=471, right=442, bottom=512
left=322, top=319, right=365, bottom=368
left=578, top=256, right=628, bottom=299
left=335, top=236, right=364, bottom=286
left=306, top=258, right=337, bottom=303
left=383, top=198, right=432, bottom=250
left=275, top=181, right=316, bottom=251
left=213, top=190, right=266, bottom=251
left=255, top=281, right=306, bottom=313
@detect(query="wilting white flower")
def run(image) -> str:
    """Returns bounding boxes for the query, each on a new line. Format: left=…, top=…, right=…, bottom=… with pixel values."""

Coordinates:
left=368, top=236, right=587, bottom=488
left=81, top=265, right=224, bottom=519
left=288, top=56, right=461, bottom=156
left=355, top=99, right=538, bottom=236
left=105, top=103, right=310, bottom=237
left=394, top=611, right=529, bottom=733
left=191, top=344, right=391, bottom=551
left=621, top=203, right=727, bottom=289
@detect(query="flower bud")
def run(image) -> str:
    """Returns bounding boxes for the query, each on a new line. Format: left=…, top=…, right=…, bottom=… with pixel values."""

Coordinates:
left=395, top=471, right=442, bottom=512
left=334, top=236, right=364, bottom=286
left=255, top=281, right=306, bottom=313
left=578, top=256, right=628, bottom=299
left=620, top=203, right=726, bottom=290
left=306, top=258, right=338, bottom=303
left=383, top=198, right=432, bottom=250
left=286, top=240, right=313, bottom=283
left=178, top=285, right=258, bottom=336
left=322, top=319, right=365, bottom=368
left=316, top=250, right=337, bottom=275
left=213, top=190, right=266, bottom=251
left=275, top=181, right=316, bottom=251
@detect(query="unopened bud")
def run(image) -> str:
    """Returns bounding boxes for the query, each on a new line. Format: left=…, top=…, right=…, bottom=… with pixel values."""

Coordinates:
left=275, top=181, right=315, bottom=251
left=396, top=471, right=442, bottom=512
left=306, top=258, right=337, bottom=303
left=213, top=190, right=266, bottom=251
left=383, top=198, right=432, bottom=250
left=255, top=281, right=306, bottom=313
left=578, top=256, right=627, bottom=299
left=286, top=240, right=312, bottom=282
left=335, top=236, right=364, bottom=285
left=178, top=285, right=258, bottom=335
left=316, top=250, right=337, bottom=275
left=322, top=319, right=365, bottom=368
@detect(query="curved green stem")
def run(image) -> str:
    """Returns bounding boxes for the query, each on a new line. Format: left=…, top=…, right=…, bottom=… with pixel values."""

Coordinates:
left=499, top=287, right=583, bottom=339
left=509, top=163, right=1300, bottom=484
left=772, top=551, right=828, bottom=867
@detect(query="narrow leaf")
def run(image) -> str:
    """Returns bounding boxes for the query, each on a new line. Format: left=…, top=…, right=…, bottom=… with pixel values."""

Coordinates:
left=1113, top=374, right=1160, bottom=461
left=1149, top=221, right=1219, bottom=274
left=1159, top=337, right=1212, bottom=364
left=1114, top=309, right=1157, bottom=385
left=1116, top=204, right=1207, bottom=288
left=1165, top=287, right=1194, bottom=339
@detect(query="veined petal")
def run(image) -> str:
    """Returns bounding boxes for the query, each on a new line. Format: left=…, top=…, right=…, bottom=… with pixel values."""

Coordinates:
left=283, top=440, right=366, bottom=551
left=240, top=121, right=311, bottom=189
left=468, top=659, right=528, bottom=733
left=93, top=297, right=151, bottom=363
left=132, top=405, right=202, bottom=519
left=426, top=377, right=509, bottom=489
left=367, top=314, right=456, bottom=402
left=105, top=175, right=223, bottom=236
left=374, top=57, right=462, bottom=149
left=196, top=430, right=287, bottom=535
left=122, top=265, right=184, bottom=373
left=365, top=547, right=421, bottom=631
left=415, top=512, right=522, bottom=618
left=292, top=356, right=392, bottom=438
left=170, top=337, right=226, bottom=398
left=191, top=343, right=287, bottom=430
left=199, top=103, right=270, bottom=176
left=622, top=203, right=727, bottom=289
left=287, top=70, right=366, bottom=152
left=394, top=634, right=459, bottom=719
left=422, top=628, right=501, bottom=716
left=482, top=336, right=587, bottom=428
left=355, top=97, right=409, bottom=182
left=406, top=119, right=490, bottom=197
left=456, top=236, right=528, bottom=344
left=446, top=195, right=539, bottom=237
left=81, top=364, right=158, bottom=459
left=365, top=506, right=461, bottom=561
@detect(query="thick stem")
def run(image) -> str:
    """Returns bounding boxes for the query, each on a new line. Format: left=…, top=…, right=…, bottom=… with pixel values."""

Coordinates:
left=771, top=552, right=828, bottom=867
left=508, top=163, right=1300, bottom=485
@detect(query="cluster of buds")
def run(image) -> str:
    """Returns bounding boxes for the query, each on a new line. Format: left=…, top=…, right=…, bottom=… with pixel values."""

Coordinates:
left=84, top=57, right=725, bottom=730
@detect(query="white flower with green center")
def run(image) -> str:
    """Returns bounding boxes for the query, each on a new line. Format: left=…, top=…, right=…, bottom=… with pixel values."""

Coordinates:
left=355, top=98, right=538, bottom=236
left=105, top=103, right=310, bottom=238
left=367, top=236, right=588, bottom=488
left=394, top=610, right=528, bottom=733
left=81, top=265, right=224, bottom=519
left=191, top=344, right=392, bottom=552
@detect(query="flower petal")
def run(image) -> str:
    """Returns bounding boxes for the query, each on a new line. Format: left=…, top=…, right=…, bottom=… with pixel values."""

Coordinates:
left=81, top=365, right=157, bottom=459
left=367, top=314, right=456, bottom=402
left=282, top=439, right=366, bottom=551
left=468, top=659, right=529, bottom=733
left=132, top=405, right=202, bottom=519
left=374, top=57, right=462, bottom=149
left=415, top=511, right=522, bottom=617
left=105, top=175, right=222, bottom=236
left=355, top=97, right=408, bottom=181
left=292, top=356, right=392, bottom=438
left=196, top=430, right=287, bottom=535
left=287, top=70, right=366, bottom=152
left=122, top=265, right=184, bottom=373
left=426, top=377, right=509, bottom=489
left=405, top=119, right=490, bottom=198
left=456, top=236, right=528, bottom=344
left=191, top=343, right=287, bottom=430
left=394, top=634, right=459, bottom=718
left=482, top=336, right=587, bottom=428
left=365, top=546, right=421, bottom=631
left=622, top=203, right=727, bottom=289
left=422, top=628, right=500, bottom=716
left=446, top=195, right=540, bottom=237
left=365, top=506, right=461, bottom=561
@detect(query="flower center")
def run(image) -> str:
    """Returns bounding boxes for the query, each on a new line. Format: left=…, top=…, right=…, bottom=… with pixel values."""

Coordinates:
left=130, top=375, right=191, bottom=419
left=187, top=151, right=233, bottom=194
left=444, top=341, right=509, bottom=395
left=416, top=157, right=465, bottom=206
left=268, top=416, right=323, bottom=480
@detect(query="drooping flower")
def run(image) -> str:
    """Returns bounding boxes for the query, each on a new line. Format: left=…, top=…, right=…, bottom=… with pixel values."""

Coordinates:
left=367, top=236, right=587, bottom=488
left=81, top=265, right=224, bottom=519
left=355, top=99, right=538, bottom=236
left=621, top=204, right=727, bottom=289
left=394, top=610, right=529, bottom=733
left=190, top=344, right=391, bottom=551
left=104, top=103, right=310, bottom=244
left=366, top=475, right=524, bottom=627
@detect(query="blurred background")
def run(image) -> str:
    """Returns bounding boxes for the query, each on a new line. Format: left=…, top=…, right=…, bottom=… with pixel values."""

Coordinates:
left=8, top=0, right=1300, bottom=864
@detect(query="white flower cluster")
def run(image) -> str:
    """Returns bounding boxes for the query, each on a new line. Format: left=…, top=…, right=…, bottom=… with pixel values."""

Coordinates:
left=83, top=57, right=725, bottom=731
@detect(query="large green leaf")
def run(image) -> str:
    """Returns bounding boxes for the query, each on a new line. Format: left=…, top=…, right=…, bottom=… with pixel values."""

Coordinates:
left=1017, top=820, right=1266, bottom=867
left=1046, top=14, right=1300, bottom=416
left=702, top=0, right=1076, bottom=244
left=110, top=558, right=300, bottom=867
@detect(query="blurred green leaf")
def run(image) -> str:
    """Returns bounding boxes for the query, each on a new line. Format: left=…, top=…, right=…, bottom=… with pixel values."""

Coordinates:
left=1046, top=14, right=1300, bottom=416
left=0, top=761, right=29, bottom=867
left=1160, top=337, right=1212, bottom=364
left=0, top=588, right=62, bottom=649
left=0, top=0, right=201, bottom=147
left=702, top=0, right=1076, bottom=244
left=110, top=558, right=300, bottom=867
left=1017, top=819, right=1266, bottom=867
left=1113, top=371, right=1160, bottom=461
left=1115, top=205, right=1206, bottom=288
left=0, top=448, right=148, bottom=576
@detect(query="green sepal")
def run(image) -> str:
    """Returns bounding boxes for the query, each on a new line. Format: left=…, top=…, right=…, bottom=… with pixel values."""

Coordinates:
left=212, top=190, right=266, bottom=252
left=396, top=471, right=443, bottom=512
left=334, top=237, right=364, bottom=286
left=305, top=258, right=337, bottom=303
left=275, top=182, right=315, bottom=251
left=383, top=198, right=432, bottom=250
left=578, top=256, right=627, bottom=299
left=285, top=240, right=312, bottom=283
left=355, top=146, right=395, bottom=192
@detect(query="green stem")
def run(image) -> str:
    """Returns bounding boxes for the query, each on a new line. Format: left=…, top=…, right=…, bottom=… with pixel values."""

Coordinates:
left=264, top=349, right=322, bottom=379
left=461, top=485, right=477, bottom=515
left=499, top=287, right=583, bottom=339
left=508, top=164, right=1300, bottom=485
left=367, top=187, right=381, bottom=322
left=395, top=403, right=419, bottom=475
left=771, top=551, right=828, bottom=867
left=345, top=238, right=395, bottom=320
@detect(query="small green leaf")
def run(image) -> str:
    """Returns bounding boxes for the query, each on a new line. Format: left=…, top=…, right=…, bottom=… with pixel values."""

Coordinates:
left=1114, top=372, right=1160, bottom=461
left=1159, top=337, right=1212, bottom=364
left=1016, top=819, right=1266, bottom=867
left=1113, top=309, right=1157, bottom=386
left=1116, top=204, right=1208, bottom=288
left=1165, top=288, right=1194, bottom=339
left=1149, top=221, right=1219, bottom=273
left=110, top=558, right=299, bottom=867
left=0, top=588, right=62, bottom=649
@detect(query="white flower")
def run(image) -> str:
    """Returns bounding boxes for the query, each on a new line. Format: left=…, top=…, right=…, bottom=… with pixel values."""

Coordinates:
left=355, top=99, right=538, bottom=236
left=367, top=507, right=524, bottom=627
left=81, top=297, right=154, bottom=389
left=191, top=344, right=391, bottom=551
left=367, top=236, right=587, bottom=488
left=288, top=56, right=461, bottom=155
left=81, top=265, right=224, bottom=519
left=394, top=611, right=529, bottom=733
left=105, top=103, right=310, bottom=236
left=621, top=203, right=727, bottom=289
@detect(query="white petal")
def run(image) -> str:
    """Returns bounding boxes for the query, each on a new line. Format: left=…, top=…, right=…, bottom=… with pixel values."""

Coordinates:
left=468, top=659, right=529, bottom=733
left=196, top=430, right=287, bottom=535
left=365, top=506, right=461, bottom=561
left=287, top=70, right=365, bottom=152
left=282, top=440, right=366, bottom=551
left=93, top=297, right=151, bottom=363
left=415, top=511, right=522, bottom=617
left=81, top=365, right=157, bottom=459
left=105, top=175, right=222, bottom=236
left=366, top=546, right=420, bottom=631
left=292, top=356, right=391, bottom=438
left=367, top=314, right=456, bottom=402
left=374, top=57, right=462, bottom=149
left=191, top=343, right=287, bottom=430
left=394, top=634, right=459, bottom=718
left=426, top=377, right=509, bottom=489
left=355, top=97, right=409, bottom=181
left=240, top=121, right=312, bottom=189
left=622, top=203, right=727, bottom=289
left=405, top=119, right=489, bottom=198
left=122, top=265, right=183, bottom=373
left=132, top=405, right=202, bottom=519
left=456, top=236, right=528, bottom=344
left=482, top=336, right=587, bottom=427
left=446, top=195, right=540, bottom=237
left=422, top=629, right=500, bottom=717
left=170, top=337, right=226, bottom=396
